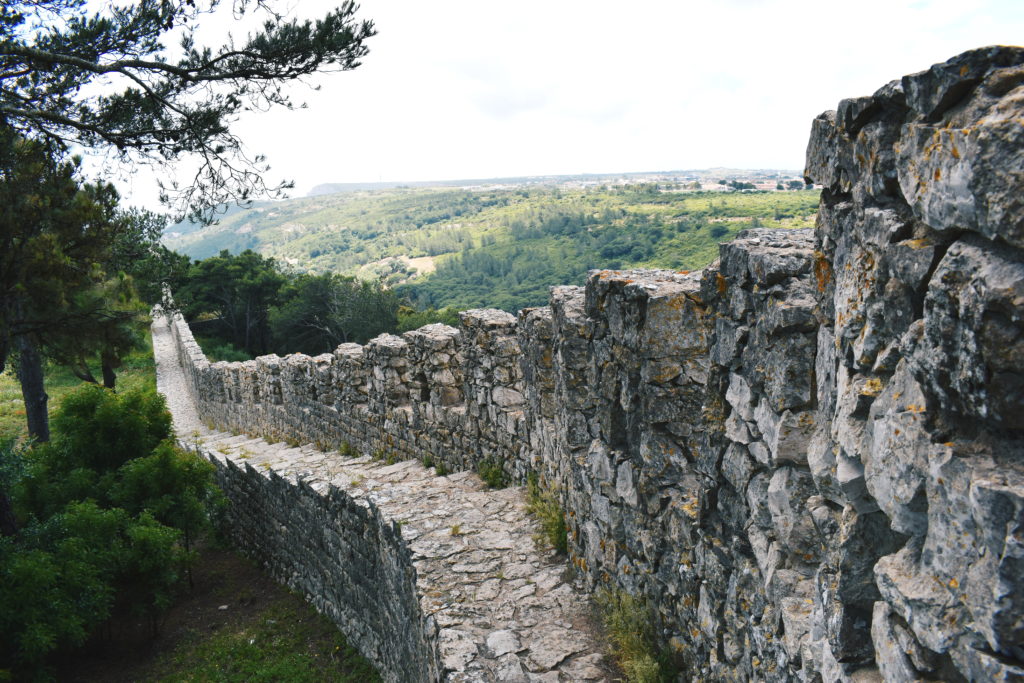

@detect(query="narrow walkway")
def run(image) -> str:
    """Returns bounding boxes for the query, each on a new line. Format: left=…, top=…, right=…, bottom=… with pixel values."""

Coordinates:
left=152, top=318, right=612, bottom=682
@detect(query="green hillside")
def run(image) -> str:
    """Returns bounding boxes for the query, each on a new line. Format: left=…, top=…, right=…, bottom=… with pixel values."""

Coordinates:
left=166, top=186, right=820, bottom=313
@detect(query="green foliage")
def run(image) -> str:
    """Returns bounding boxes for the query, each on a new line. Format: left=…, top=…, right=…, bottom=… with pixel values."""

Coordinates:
left=118, top=511, right=187, bottom=619
left=476, top=460, right=507, bottom=489
left=596, top=589, right=677, bottom=683
left=338, top=441, right=360, bottom=458
left=180, top=255, right=404, bottom=357
left=195, top=336, right=254, bottom=363
left=152, top=603, right=381, bottom=683
left=177, top=250, right=287, bottom=356
left=111, top=441, right=224, bottom=550
left=396, top=306, right=461, bottom=333
left=269, top=273, right=401, bottom=353
left=526, top=473, right=567, bottom=554
left=1, top=1, right=376, bottom=219
left=0, top=501, right=186, bottom=674
left=50, top=384, right=171, bottom=473
left=1, top=384, right=223, bottom=676
left=0, top=524, right=111, bottom=670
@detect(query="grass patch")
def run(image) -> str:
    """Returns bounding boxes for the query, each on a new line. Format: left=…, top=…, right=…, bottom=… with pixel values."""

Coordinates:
left=525, top=472, right=567, bottom=554
left=476, top=459, right=506, bottom=488
left=151, top=602, right=379, bottom=682
left=596, top=589, right=676, bottom=683
left=54, top=542, right=382, bottom=682
left=194, top=336, right=253, bottom=363
left=0, top=337, right=156, bottom=442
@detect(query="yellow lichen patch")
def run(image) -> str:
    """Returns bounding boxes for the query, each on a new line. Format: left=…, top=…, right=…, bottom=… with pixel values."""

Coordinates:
left=960, top=65, right=970, bottom=76
left=861, top=378, right=884, bottom=397
left=716, top=272, right=728, bottom=296
left=681, top=498, right=700, bottom=519
left=814, top=251, right=833, bottom=293
left=949, top=577, right=960, bottom=589
left=952, top=146, right=961, bottom=159
left=906, top=404, right=926, bottom=414
left=934, top=168, right=942, bottom=181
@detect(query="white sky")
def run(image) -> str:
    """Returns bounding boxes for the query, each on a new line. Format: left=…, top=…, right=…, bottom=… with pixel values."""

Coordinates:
left=118, top=0, right=1024, bottom=206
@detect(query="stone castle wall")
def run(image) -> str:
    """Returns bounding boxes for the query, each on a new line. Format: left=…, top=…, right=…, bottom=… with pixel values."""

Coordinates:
left=209, top=456, right=438, bottom=681
left=168, top=47, right=1024, bottom=681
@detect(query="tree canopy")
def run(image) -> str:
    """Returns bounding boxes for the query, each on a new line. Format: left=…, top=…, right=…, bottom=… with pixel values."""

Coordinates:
left=0, top=0, right=376, bottom=219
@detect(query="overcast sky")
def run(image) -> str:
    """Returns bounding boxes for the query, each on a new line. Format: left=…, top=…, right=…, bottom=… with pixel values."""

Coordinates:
left=119, top=0, right=1024, bottom=206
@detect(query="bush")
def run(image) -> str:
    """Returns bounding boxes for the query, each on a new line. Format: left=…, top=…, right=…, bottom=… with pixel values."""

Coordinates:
left=0, top=501, right=186, bottom=674
left=596, top=589, right=676, bottom=683
left=1, top=384, right=222, bottom=676
left=525, top=473, right=567, bottom=554
left=196, top=337, right=253, bottom=363
left=476, top=460, right=506, bottom=489
left=396, top=305, right=461, bottom=333
left=50, top=383, right=171, bottom=472
left=111, top=440, right=224, bottom=551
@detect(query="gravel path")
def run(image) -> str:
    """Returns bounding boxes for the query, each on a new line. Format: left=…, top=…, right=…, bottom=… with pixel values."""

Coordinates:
left=152, top=310, right=207, bottom=438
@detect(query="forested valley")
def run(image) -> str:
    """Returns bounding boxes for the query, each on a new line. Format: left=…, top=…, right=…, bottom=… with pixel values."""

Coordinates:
left=168, top=185, right=820, bottom=314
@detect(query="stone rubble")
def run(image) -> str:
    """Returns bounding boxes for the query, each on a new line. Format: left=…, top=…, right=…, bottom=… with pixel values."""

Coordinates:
left=157, top=46, right=1024, bottom=682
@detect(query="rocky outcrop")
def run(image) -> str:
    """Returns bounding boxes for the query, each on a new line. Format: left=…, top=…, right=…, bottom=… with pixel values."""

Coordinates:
left=165, top=47, right=1024, bottom=681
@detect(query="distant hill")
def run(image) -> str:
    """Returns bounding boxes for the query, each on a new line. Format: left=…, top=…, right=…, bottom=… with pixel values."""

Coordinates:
left=307, top=168, right=804, bottom=197
left=164, top=178, right=818, bottom=312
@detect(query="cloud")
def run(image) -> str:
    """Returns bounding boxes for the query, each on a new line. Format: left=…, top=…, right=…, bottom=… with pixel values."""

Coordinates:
left=114, top=0, right=1024, bottom=207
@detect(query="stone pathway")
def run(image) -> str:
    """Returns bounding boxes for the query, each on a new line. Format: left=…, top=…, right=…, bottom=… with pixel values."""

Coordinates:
left=152, top=317, right=613, bottom=682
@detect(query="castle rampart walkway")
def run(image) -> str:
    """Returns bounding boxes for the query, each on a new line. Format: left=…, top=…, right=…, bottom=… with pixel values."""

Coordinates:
left=153, top=313, right=614, bottom=683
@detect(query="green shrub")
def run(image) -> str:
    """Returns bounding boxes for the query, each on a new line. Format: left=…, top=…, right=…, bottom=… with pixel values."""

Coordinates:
left=525, top=473, right=567, bottom=554
left=476, top=460, right=506, bottom=489
left=0, top=501, right=186, bottom=674
left=195, top=336, right=253, bottom=363
left=50, top=383, right=171, bottom=472
left=596, top=589, right=677, bottom=683
left=111, top=440, right=224, bottom=552
left=0, top=384, right=223, bottom=676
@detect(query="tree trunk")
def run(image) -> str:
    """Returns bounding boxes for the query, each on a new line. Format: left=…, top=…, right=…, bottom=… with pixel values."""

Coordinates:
left=101, top=352, right=118, bottom=390
left=17, top=335, right=49, bottom=442
left=70, top=360, right=99, bottom=385
left=0, top=489, right=17, bottom=537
